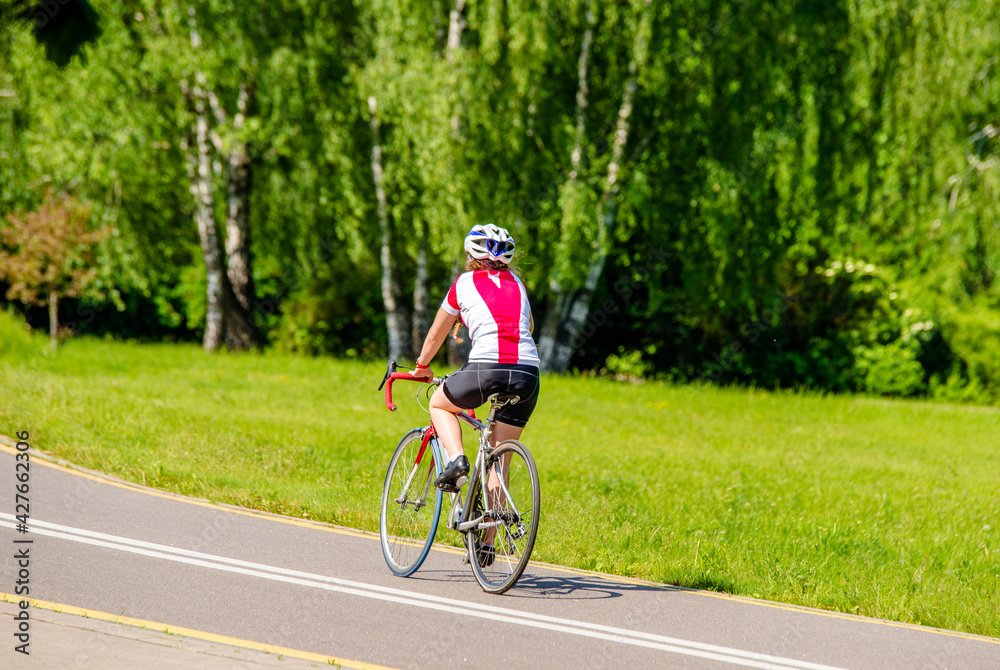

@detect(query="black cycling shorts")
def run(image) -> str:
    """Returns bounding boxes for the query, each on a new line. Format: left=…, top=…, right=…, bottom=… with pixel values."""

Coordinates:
left=442, top=362, right=541, bottom=428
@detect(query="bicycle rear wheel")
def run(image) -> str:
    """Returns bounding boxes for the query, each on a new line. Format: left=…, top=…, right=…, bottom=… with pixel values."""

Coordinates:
left=380, top=428, right=442, bottom=576
left=466, top=439, right=540, bottom=594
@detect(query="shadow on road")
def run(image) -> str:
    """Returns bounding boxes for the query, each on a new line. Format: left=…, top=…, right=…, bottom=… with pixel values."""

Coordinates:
left=402, top=561, right=688, bottom=601
left=501, top=572, right=675, bottom=600
left=403, top=567, right=674, bottom=600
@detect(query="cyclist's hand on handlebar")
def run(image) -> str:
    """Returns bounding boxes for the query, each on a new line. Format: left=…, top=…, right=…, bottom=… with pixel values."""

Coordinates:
left=410, top=365, right=433, bottom=380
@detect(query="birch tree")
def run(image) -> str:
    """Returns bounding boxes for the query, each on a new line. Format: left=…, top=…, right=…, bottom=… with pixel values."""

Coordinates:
left=544, top=0, right=654, bottom=372
left=207, top=85, right=257, bottom=323
left=442, top=0, right=472, bottom=365
left=537, top=0, right=598, bottom=369
left=183, top=5, right=256, bottom=351
left=412, top=0, right=468, bottom=359
left=368, top=95, right=407, bottom=361
left=181, top=68, right=227, bottom=351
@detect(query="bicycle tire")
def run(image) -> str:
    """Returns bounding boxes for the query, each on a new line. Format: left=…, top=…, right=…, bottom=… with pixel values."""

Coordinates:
left=379, top=428, right=443, bottom=577
left=466, top=439, right=540, bottom=594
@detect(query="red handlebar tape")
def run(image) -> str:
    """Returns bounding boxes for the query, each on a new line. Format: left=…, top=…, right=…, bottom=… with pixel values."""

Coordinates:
left=384, top=372, right=433, bottom=411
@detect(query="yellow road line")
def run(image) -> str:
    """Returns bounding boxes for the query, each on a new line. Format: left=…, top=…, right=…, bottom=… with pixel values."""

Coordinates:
left=3, top=438, right=998, bottom=646
left=0, top=593, right=397, bottom=669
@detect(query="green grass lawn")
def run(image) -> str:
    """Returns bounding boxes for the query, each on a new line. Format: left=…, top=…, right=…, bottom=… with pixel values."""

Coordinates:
left=2, top=314, right=998, bottom=636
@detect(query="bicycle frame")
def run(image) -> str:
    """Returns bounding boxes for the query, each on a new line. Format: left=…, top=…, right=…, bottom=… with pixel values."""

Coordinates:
left=380, top=363, right=516, bottom=537
left=379, top=359, right=539, bottom=592
left=393, top=426, right=438, bottom=511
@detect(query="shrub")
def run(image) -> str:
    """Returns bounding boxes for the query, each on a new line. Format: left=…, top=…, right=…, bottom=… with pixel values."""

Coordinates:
left=273, top=261, right=385, bottom=358
left=853, top=340, right=925, bottom=397
left=936, top=301, right=1000, bottom=402
left=928, top=370, right=992, bottom=405
left=603, top=347, right=652, bottom=381
left=0, top=308, right=43, bottom=359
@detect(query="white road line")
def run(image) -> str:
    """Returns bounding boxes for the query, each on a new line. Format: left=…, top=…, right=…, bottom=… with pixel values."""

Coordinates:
left=1, top=515, right=847, bottom=670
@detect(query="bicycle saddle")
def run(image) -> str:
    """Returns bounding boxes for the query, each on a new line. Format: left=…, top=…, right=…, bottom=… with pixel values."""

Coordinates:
left=488, top=392, right=520, bottom=405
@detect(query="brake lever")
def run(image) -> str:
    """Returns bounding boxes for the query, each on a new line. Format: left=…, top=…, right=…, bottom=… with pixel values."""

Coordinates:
left=377, top=359, right=398, bottom=391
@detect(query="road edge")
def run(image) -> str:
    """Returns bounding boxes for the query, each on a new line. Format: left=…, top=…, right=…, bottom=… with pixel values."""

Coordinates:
left=2, top=434, right=998, bottom=648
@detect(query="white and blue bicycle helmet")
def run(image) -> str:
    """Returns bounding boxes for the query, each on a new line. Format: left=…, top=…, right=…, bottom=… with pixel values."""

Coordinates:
left=464, top=224, right=515, bottom=264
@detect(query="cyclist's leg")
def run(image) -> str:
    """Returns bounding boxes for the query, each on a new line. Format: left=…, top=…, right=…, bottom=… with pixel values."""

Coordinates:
left=483, top=421, right=523, bottom=545
left=429, top=386, right=464, bottom=460
left=470, top=437, right=540, bottom=591
left=483, top=368, right=538, bottom=545
left=490, top=420, right=524, bottom=449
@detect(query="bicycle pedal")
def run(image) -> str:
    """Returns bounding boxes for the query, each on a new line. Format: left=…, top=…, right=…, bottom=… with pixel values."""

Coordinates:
left=455, top=475, right=468, bottom=488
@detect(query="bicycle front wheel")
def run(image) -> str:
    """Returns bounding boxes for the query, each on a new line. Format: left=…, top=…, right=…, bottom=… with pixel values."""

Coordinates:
left=380, top=428, right=442, bottom=577
left=466, top=439, right=540, bottom=594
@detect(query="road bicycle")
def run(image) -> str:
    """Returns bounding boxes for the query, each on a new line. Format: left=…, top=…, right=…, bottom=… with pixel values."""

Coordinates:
left=377, top=360, right=540, bottom=594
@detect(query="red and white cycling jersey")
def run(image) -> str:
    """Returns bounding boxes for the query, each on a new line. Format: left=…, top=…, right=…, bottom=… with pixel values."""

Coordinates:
left=441, top=270, right=540, bottom=366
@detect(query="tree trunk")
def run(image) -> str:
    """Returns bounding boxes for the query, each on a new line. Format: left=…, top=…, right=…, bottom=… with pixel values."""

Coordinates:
left=186, top=7, right=223, bottom=351
left=545, top=0, right=651, bottom=373
left=189, top=79, right=226, bottom=352
left=369, top=96, right=406, bottom=361
left=538, top=0, right=597, bottom=370
left=222, top=142, right=258, bottom=350
left=222, top=86, right=259, bottom=350
left=48, top=290, right=58, bottom=349
left=186, top=7, right=255, bottom=352
left=225, top=86, right=256, bottom=315
left=569, top=0, right=596, bottom=180
left=443, top=0, right=469, bottom=366
left=447, top=0, right=466, bottom=139
left=447, top=0, right=466, bottom=57
left=411, top=227, right=430, bottom=358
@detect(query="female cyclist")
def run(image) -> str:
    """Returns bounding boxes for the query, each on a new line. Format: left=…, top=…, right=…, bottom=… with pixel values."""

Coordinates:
left=410, top=224, right=541, bottom=565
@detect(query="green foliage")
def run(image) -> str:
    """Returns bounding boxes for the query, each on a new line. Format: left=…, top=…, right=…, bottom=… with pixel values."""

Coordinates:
left=554, top=180, right=599, bottom=291
left=1, top=0, right=999, bottom=402
left=602, top=346, right=652, bottom=381
left=273, top=259, right=385, bottom=358
left=0, top=307, right=43, bottom=358
left=174, top=263, right=207, bottom=333
left=853, top=341, right=925, bottom=397
left=928, top=371, right=991, bottom=406
left=937, top=301, right=1000, bottom=400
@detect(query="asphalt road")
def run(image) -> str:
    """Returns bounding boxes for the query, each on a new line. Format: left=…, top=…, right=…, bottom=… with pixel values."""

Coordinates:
left=1, top=441, right=998, bottom=669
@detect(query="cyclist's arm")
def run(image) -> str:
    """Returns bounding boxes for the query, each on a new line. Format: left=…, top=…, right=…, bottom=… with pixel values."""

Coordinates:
left=414, top=307, right=458, bottom=369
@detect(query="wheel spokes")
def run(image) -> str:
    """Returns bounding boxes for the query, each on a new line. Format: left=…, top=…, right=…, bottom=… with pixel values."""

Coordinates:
left=380, top=431, right=442, bottom=576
